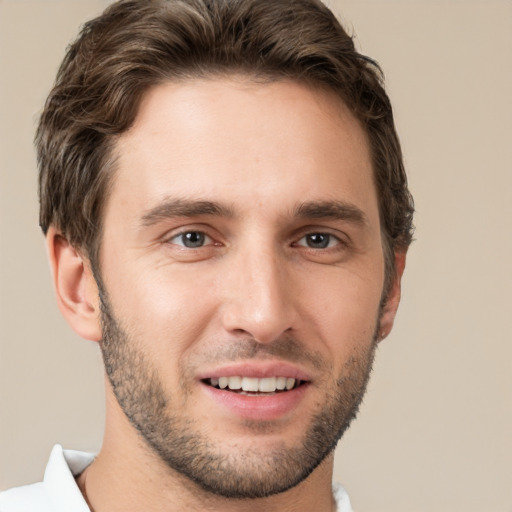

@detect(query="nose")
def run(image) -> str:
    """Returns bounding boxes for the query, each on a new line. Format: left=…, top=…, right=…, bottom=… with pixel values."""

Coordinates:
left=220, top=243, right=298, bottom=344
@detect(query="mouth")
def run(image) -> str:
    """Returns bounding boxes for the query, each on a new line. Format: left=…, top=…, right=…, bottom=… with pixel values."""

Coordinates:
left=202, top=376, right=307, bottom=395
left=199, top=365, right=312, bottom=420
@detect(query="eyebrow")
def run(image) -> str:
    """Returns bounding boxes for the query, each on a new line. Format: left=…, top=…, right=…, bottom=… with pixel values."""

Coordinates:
left=293, top=200, right=369, bottom=226
left=140, top=198, right=235, bottom=227
left=140, top=197, right=368, bottom=228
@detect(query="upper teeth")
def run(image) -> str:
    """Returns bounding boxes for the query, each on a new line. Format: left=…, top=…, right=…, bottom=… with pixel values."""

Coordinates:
left=209, top=376, right=296, bottom=392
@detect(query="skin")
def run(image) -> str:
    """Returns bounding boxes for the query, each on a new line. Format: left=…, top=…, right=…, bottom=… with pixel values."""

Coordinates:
left=48, top=77, right=406, bottom=512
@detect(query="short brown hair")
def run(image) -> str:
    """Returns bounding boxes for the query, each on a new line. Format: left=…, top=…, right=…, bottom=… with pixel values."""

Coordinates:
left=37, top=0, right=414, bottom=280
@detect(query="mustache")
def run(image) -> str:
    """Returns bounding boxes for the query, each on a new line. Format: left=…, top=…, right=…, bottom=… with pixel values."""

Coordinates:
left=187, top=335, right=330, bottom=373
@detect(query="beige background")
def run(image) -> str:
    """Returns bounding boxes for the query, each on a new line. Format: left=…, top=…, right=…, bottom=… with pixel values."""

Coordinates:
left=1, top=1, right=511, bottom=511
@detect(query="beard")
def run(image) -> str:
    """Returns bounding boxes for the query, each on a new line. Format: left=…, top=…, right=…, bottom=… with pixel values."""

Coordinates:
left=98, top=290, right=379, bottom=499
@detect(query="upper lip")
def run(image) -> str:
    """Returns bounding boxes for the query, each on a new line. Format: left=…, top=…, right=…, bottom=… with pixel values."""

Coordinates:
left=197, top=361, right=312, bottom=382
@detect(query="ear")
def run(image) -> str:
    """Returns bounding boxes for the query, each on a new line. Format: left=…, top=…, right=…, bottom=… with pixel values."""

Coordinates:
left=378, top=250, right=407, bottom=342
left=46, top=226, right=102, bottom=342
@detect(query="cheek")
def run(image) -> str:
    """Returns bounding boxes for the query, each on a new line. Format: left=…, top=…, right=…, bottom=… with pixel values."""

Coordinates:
left=104, top=263, right=219, bottom=357
left=301, top=267, right=384, bottom=348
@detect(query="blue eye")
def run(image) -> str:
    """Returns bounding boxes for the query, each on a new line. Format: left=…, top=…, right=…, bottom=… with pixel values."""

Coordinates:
left=297, top=233, right=338, bottom=249
left=171, top=231, right=211, bottom=248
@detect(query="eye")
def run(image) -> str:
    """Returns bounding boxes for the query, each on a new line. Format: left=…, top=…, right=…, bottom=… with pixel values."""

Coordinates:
left=170, top=231, right=213, bottom=248
left=296, top=233, right=340, bottom=249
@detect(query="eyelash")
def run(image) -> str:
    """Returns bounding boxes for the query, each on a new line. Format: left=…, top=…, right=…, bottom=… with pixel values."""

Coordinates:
left=294, top=232, right=344, bottom=250
left=166, top=229, right=346, bottom=251
left=168, top=230, right=216, bottom=249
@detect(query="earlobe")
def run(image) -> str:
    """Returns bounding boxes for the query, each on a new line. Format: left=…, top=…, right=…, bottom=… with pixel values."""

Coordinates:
left=46, top=227, right=102, bottom=342
left=378, top=250, right=407, bottom=342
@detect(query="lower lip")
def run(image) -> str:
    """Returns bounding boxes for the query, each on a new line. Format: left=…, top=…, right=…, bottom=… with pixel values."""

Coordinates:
left=200, top=382, right=309, bottom=421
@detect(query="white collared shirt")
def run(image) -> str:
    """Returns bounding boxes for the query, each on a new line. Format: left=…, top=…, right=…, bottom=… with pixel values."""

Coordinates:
left=0, top=445, right=93, bottom=512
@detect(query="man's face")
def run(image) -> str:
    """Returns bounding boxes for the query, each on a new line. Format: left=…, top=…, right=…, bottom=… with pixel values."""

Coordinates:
left=97, top=78, right=389, bottom=497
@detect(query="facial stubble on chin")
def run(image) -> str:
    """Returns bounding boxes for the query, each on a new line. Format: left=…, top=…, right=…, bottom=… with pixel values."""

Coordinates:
left=98, top=288, right=379, bottom=499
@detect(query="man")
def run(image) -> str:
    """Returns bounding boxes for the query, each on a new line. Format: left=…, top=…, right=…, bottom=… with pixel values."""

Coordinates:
left=0, top=0, right=414, bottom=510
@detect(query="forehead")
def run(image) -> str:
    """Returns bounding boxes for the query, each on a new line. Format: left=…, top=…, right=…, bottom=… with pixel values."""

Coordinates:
left=109, top=77, right=377, bottom=224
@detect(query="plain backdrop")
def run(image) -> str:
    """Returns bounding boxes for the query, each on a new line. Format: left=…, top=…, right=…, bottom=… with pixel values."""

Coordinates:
left=0, top=1, right=511, bottom=511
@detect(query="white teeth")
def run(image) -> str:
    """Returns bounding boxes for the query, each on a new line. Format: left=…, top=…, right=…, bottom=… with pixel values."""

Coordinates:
left=209, top=376, right=299, bottom=392
left=228, top=376, right=242, bottom=390
left=241, top=377, right=259, bottom=392
left=258, top=377, right=276, bottom=392
left=276, top=377, right=286, bottom=390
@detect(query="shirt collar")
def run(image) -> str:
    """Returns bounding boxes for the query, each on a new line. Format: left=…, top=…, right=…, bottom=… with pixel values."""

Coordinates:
left=43, top=444, right=94, bottom=512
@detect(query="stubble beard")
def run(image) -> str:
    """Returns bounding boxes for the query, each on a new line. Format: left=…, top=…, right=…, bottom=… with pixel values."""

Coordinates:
left=98, top=291, right=379, bottom=499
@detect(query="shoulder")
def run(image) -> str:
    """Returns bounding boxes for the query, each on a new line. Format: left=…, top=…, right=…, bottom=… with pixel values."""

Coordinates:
left=0, top=482, right=53, bottom=512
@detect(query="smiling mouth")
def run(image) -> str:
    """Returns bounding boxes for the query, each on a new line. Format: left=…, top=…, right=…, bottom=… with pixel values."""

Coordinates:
left=202, top=376, right=306, bottom=395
